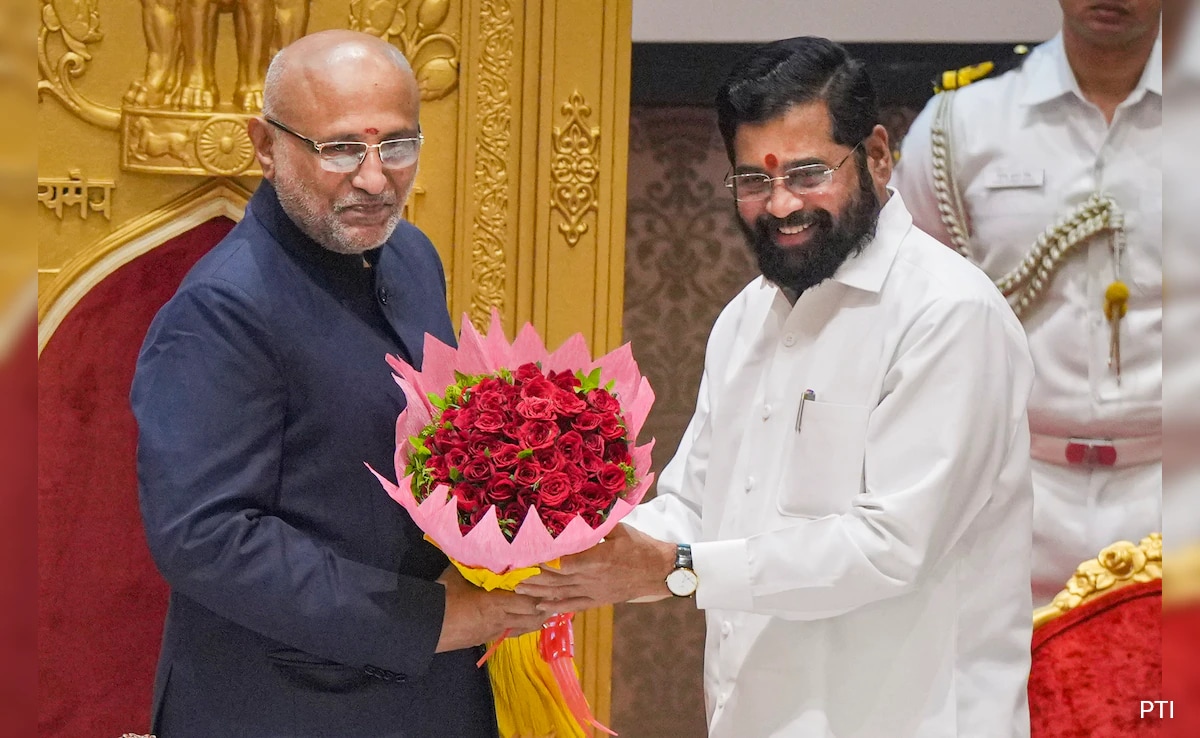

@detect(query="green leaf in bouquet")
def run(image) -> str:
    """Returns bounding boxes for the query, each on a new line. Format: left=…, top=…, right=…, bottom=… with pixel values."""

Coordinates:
left=619, top=462, right=637, bottom=494
left=516, top=448, right=535, bottom=460
left=409, top=435, right=430, bottom=455
left=449, top=467, right=462, bottom=482
left=428, top=392, right=447, bottom=410
left=577, top=367, right=603, bottom=393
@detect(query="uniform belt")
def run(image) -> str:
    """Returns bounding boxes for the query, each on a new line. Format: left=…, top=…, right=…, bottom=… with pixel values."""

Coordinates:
left=1029, top=433, right=1161, bottom=468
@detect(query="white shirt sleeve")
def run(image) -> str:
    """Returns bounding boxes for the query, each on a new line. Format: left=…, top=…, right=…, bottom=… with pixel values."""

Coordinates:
left=622, top=374, right=710, bottom=546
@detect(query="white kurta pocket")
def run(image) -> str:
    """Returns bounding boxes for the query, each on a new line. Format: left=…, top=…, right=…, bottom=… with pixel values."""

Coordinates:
left=777, top=400, right=869, bottom=517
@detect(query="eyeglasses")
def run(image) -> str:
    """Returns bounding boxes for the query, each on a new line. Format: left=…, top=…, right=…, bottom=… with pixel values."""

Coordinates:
left=265, top=117, right=424, bottom=173
left=724, top=142, right=861, bottom=202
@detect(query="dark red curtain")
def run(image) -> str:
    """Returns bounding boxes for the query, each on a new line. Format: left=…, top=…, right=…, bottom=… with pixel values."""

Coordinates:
left=38, top=217, right=235, bottom=736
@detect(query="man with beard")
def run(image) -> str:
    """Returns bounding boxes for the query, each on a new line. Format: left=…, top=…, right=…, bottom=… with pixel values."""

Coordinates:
left=519, top=37, right=1036, bottom=737
left=130, top=30, right=544, bottom=738
left=893, top=0, right=1162, bottom=606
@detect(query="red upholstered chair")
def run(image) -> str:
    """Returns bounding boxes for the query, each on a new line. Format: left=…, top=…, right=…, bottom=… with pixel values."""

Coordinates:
left=1029, top=533, right=1162, bottom=738
left=39, top=213, right=238, bottom=737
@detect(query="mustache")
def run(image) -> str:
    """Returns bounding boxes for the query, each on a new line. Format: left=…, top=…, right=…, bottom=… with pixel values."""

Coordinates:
left=756, top=208, right=832, bottom=232
left=333, top=196, right=397, bottom=212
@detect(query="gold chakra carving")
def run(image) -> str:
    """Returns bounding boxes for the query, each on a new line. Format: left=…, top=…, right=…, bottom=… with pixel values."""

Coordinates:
left=38, top=169, right=115, bottom=220
left=349, top=0, right=460, bottom=102
left=466, top=0, right=513, bottom=331
left=550, top=91, right=600, bottom=248
left=1034, top=533, right=1162, bottom=628
left=40, top=0, right=313, bottom=177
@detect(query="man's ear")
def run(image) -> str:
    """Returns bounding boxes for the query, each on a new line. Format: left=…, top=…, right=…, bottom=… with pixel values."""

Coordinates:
left=864, top=123, right=893, bottom=192
left=247, top=117, right=276, bottom=181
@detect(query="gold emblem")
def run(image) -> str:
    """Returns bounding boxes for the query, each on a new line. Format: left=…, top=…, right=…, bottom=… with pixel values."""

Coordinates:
left=40, top=0, right=314, bottom=177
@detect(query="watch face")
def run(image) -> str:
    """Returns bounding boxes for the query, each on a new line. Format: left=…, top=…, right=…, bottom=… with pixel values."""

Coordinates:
left=666, top=568, right=698, bottom=597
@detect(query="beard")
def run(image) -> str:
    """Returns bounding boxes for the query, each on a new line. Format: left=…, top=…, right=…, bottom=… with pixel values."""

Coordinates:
left=273, top=154, right=411, bottom=255
left=737, top=170, right=880, bottom=296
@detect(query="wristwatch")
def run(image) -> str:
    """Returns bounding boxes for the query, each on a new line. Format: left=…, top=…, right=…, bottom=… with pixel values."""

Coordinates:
left=665, top=543, right=698, bottom=597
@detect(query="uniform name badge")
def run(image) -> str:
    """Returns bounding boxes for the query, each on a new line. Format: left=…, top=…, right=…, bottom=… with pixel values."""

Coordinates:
left=984, top=168, right=1045, bottom=189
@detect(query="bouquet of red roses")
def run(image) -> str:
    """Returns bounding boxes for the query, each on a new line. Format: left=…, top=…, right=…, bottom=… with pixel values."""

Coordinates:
left=370, top=311, right=654, bottom=738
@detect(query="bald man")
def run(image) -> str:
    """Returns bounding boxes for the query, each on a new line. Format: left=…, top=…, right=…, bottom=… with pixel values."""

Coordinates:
left=131, top=31, right=543, bottom=737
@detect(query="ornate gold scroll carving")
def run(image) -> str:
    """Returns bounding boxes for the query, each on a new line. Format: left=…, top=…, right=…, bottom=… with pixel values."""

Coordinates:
left=38, top=169, right=115, bottom=220
left=466, top=0, right=513, bottom=331
left=1033, top=533, right=1162, bottom=628
left=38, top=0, right=120, bottom=130
left=349, top=0, right=461, bottom=101
left=550, top=91, right=600, bottom=247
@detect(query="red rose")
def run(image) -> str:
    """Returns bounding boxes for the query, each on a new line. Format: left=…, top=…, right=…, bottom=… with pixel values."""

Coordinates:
left=580, top=451, right=605, bottom=474
left=473, top=410, right=507, bottom=433
left=551, top=388, right=588, bottom=415
left=557, top=430, right=584, bottom=462
left=598, top=463, right=628, bottom=494
left=537, top=471, right=574, bottom=507
left=517, top=419, right=558, bottom=449
left=598, top=413, right=625, bottom=441
left=489, top=443, right=522, bottom=469
left=547, top=370, right=582, bottom=392
left=440, top=407, right=460, bottom=426
left=540, top=509, right=576, bottom=537
left=452, top=406, right=479, bottom=432
left=520, top=377, right=557, bottom=401
left=516, top=396, right=556, bottom=420
left=453, top=482, right=485, bottom=512
left=571, top=411, right=602, bottom=432
left=587, top=388, right=621, bottom=414
left=445, top=448, right=469, bottom=474
left=581, top=431, right=605, bottom=456
left=513, top=458, right=542, bottom=487
left=604, top=440, right=631, bottom=465
left=425, top=455, right=451, bottom=484
left=432, top=426, right=460, bottom=449
left=461, top=456, right=493, bottom=483
left=486, top=474, right=518, bottom=503
left=578, top=481, right=612, bottom=509
left=563, top=464, right=587, bottom=492
left=514, top=363, right=543, bottom=383
left=534, top=447, right=567, bottom=473
left=467, top=432, right=502, bottom=457
left=581, top=509, right=605, bottom=528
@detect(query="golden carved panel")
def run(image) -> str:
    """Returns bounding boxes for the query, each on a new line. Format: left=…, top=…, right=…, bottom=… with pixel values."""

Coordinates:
left=550, top=91, right=600, bottom=248
left=465, top=0, right=513, bottom=331
left=349, top=0, right=461, bottom=102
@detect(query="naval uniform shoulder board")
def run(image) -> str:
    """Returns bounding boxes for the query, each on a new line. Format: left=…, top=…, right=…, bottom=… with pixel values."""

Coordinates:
left=933, top=44, right=1033, bottom=93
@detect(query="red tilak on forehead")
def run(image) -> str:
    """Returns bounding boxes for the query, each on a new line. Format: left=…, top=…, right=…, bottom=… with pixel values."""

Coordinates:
left=764, top=153, right=778, bottom=169
left=365, top=127, right=379, bottom=135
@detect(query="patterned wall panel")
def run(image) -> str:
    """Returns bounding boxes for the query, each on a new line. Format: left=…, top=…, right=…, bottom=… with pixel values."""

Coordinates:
left=613, top=106, right=757, bottom=738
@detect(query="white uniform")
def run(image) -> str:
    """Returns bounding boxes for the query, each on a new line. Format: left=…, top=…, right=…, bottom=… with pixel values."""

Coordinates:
left=627, top=193, right=1035, bottom=738
left=893, top=33, right=1162, bottom=604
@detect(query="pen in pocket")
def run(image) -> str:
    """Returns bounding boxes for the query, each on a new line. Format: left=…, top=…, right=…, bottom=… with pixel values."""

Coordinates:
left=795, top=389, right=816, bottom=431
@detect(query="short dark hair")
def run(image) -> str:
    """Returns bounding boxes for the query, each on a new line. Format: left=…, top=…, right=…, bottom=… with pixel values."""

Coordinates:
left=716, top=37, right=879, bottom=165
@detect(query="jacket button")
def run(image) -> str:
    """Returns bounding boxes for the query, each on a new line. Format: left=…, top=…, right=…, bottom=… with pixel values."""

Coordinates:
left=783, top=333, right=796, bottom=347
left=377, top=286, right=389, bottom=304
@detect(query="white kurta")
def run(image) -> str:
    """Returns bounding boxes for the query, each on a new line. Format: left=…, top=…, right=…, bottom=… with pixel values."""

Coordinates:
left=627, top=193, right=1035, bottom=738
left=892, top=33, right=1162, bottom=603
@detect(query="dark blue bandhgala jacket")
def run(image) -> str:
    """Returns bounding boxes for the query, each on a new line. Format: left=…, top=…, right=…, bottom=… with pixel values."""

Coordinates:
left=132, top=181, right=497, bottom=737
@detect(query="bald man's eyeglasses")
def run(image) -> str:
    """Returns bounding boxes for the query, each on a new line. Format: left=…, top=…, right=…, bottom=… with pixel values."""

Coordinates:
left=265, top=117, right=423, bottom=173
